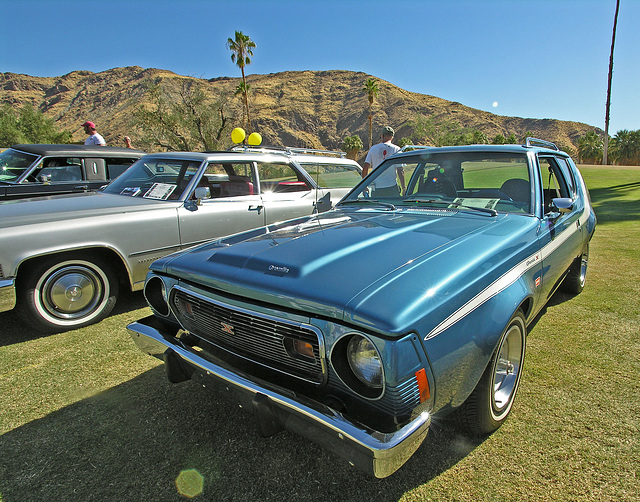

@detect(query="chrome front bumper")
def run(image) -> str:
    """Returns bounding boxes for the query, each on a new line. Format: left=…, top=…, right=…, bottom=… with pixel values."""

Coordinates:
left=0, top=278, right=16, bottom=313
left=127, top=315, right=431, bottom=478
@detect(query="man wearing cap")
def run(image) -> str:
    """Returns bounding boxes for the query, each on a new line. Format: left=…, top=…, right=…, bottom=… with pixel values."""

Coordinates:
left=82, top=121, right=106, bottom=146
left=362, top=126, right=405, bottom=196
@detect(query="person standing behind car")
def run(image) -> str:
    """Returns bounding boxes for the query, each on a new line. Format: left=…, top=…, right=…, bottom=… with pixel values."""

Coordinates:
left=82, top=121, right=106, bottom=146
left=362, top=126, right=404, bottom=196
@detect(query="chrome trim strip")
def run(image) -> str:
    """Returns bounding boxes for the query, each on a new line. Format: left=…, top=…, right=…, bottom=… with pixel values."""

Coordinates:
left=128, top=318, right=430, bottom=478
left=0, top=278, right=16, bottom=313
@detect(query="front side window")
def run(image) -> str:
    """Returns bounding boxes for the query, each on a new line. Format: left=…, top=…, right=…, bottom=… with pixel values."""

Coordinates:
left=29, top=157, right=83, bottom=182
left=0, top=149, right=38, bottom=182
left=539, top=157, right=571, bottom=213
left=104, top=158, right=201, bottom=200
left=342, top=151, right=532, bottom=214
left=299, top=162, right=362, bottom=188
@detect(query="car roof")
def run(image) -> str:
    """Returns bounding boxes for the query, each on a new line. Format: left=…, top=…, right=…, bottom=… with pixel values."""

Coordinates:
left=11, top=144, right=145, bottom=157
left=141, top=149, right=362, bottom=166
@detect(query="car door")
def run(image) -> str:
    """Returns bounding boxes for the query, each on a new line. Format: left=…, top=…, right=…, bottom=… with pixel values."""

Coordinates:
left=256, top=161, right=322, bottom=224
left=177, top=161, right=266, bottom=247
left=537, top=155, right=584, bottom=300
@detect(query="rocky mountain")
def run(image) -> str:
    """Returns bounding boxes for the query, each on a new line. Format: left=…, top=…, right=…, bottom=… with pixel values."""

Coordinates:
left=0, top=66, right=600, bottom=154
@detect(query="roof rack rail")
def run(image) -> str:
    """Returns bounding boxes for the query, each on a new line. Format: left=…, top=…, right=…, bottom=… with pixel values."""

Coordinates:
left=525, top=137, right=559, bottom=151
left=230, top=145, right=346, bottom=158
left=398, top=145, right=432, bottom=153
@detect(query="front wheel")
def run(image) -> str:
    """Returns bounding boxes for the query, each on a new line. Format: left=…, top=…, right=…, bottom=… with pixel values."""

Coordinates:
left=455, top=310, right=527, bottom=435
left=17, top=255, right=118, bottom=333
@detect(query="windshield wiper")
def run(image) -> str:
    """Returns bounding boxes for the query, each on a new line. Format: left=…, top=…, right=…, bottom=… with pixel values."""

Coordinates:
left=337, top=199, right=397, bottom=210
left=402, top=197, right=497, bottom=216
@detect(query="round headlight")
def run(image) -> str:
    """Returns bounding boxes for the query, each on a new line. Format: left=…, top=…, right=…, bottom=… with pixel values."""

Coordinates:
left=144, top=276, right=170, bottom=317
left=347, top=336, right=383, bottom=388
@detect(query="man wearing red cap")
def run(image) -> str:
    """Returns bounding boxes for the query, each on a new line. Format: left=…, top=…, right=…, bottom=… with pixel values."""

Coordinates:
left=82, top=121, right=106, bottom=146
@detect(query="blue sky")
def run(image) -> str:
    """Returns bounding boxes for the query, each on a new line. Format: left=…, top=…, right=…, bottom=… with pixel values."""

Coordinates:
left=2, top=0, right=638, bottom=135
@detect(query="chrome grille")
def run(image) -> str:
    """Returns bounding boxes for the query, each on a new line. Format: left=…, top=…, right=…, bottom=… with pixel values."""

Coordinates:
left=171, top=287, right=324, bottom=384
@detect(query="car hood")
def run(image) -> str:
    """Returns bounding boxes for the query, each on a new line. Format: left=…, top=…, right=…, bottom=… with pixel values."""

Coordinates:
left=157, top=208, right=539, bottom=334
left=0, top=191, right=177, bottom=228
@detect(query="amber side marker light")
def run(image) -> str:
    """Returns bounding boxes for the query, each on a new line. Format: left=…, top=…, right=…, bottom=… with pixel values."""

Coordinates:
left=415, top=368, right=430, bottom=402
left=294, top=339, right=315, bottom=359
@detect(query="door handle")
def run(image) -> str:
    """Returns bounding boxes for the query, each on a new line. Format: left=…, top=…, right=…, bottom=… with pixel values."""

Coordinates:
left=249, top=205, right=264, bottom=214
left=74, top=185, right=89, bottom=191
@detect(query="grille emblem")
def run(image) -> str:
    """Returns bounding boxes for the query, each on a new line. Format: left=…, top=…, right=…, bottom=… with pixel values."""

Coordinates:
left=221, top=322, right=234, bottom=335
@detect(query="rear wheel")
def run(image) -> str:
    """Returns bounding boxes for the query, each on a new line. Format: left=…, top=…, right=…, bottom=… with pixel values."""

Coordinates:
left=455, top=310, right=527, bottom=435
left=561, top=244, right=589, bottom=294
left=17, top=254, right=118, bottom=333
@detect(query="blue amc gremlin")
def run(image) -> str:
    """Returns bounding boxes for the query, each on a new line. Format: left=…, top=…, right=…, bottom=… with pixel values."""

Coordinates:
left=128, top=138, right=596, bottom=478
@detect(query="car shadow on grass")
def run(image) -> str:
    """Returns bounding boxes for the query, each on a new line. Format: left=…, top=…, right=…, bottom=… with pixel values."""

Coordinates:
left=0, top=289, right=148, bottom=348
left=0, top=365, right=486, bottom=501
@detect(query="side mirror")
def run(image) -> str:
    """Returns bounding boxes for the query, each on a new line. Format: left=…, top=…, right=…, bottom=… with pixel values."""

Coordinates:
left=551, top=197, right=574, bottom=214
left=39, top=174, right=50, bottom=184
left=194, top=186, right=211, bottom=205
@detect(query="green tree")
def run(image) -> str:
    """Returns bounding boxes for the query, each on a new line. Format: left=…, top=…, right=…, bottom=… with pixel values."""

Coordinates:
left=0, top=103, right=71, bottom=147
left=341, top=135, right=363, bottom=160
left=135, top=81, right=229, bottom=151
left=610, top=129, right=640, bottom=165
left=362, top=78, right=379, bottom=149
left=234, top=82, right=251, bottom=131
left=492, top=134, right=506, bottom=145
left=577, top=131, right=604, bottom=164
left=227, top=31, right=256, bottom=132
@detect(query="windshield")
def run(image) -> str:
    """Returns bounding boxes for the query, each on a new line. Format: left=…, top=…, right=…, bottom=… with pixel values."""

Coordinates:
left=341, top=151, right=532, bottom=215
left=103, top=157, right=202, bottom=200
left=0, top=148, right=39, bottom=183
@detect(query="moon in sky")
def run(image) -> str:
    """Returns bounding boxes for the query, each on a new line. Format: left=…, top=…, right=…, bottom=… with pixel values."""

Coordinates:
left=492, top=101, right=499, bottom=108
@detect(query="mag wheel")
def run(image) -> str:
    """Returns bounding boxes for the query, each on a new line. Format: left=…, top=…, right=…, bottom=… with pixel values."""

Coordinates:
left=18, top=255, right=118, bottom=333
left=456, top=310, right=527, bottom=435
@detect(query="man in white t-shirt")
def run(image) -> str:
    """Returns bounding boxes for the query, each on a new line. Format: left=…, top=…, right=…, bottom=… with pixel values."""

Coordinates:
left=82, top=121, right=106, bottom=146
left=362, top=126, right=405, bottom=196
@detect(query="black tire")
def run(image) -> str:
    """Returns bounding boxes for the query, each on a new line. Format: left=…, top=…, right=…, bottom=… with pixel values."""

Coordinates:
left=16, top=254, right=118, bottom=333
left=561, top=244, right=589, bottom=295
left=455, top=310, right=527, bottom=435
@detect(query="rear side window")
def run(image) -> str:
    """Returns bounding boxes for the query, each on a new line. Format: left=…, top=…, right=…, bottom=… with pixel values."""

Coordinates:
left=257, top=162, right=310, bottom=193
left=106, top=158, right=139, bottom=179
left=299, top=162, right=362, bottom=188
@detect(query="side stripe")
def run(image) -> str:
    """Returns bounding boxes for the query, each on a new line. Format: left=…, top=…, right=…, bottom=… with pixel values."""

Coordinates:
left=424, top=210, right=589, bottom=341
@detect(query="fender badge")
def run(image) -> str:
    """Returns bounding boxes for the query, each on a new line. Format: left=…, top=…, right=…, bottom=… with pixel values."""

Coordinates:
left=221, top=322, right=234, bottom=335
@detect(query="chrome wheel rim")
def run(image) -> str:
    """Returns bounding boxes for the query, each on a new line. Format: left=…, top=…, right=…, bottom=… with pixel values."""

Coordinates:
left=492, top=322, right=524, bottom=415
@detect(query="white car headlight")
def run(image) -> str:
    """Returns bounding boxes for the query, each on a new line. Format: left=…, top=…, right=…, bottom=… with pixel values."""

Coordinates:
left=347, top=336, right=383, bottom=389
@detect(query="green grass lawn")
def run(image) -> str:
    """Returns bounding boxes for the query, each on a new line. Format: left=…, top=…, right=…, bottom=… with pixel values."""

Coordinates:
left=1, top=165, right=638, bottom=501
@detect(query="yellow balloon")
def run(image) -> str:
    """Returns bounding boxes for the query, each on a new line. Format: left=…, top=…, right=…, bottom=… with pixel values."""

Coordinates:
left=231, top=127, right=246, bottom=144
left=247, top=132, right=262, bottom=146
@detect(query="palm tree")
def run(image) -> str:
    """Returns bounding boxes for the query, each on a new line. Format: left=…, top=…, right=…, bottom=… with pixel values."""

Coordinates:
left=603, top=0, right=620, bottom=165
left=234, top=82, right=251, bottom=131
left=362, top=78, right=379, bottom=149
left=578, top=131, right=604, bottom=164
left=227, top=31, right=256, bottom=131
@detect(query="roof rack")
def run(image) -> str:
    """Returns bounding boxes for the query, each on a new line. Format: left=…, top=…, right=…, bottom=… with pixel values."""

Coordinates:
left=398, top=145, right=432, bottom=153
left=525, top=137, right=559, bottom=151
left=230, top=145, right=346, bottom=158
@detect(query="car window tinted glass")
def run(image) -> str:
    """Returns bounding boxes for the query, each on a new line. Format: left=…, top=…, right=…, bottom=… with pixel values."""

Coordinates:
left=29, top=157, right=83, bottom=183
left=299, top=162, right=362, bottom=188
left=197, top=162, right=256, bottom=198
left=345, top=151, right=531, bottom=214
left=103, top=158, right=201, bottom=200
left=257, top=162, right=310, bottom=193
left=106, top=158, right=139, bottom=180
left=0, top=149, right=38, bottom=182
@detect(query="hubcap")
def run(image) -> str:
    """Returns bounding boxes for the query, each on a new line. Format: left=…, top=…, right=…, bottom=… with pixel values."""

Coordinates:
left=41, top=265, right=104, bottom=320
